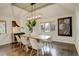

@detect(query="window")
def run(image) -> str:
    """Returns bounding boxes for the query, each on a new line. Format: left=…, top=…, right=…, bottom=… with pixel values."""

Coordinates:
left=40, top=22, right=55, bottom=32
left=0, top=20, right=6, bottom=34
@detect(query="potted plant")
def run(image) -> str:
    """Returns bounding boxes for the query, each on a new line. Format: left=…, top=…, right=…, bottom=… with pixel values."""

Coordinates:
left=26, top=19, right=36, bottom=33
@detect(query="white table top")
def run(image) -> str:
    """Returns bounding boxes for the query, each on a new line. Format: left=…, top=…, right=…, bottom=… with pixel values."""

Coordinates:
left=23, top=34, right=51, bottom=42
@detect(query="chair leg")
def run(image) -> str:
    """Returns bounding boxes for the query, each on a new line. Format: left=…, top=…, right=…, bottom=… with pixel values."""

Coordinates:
left=30, top=48, right=33, bottom=56
left=41, top=48, right=44, bottom=56
left=24, top=46, right=29, bottom=52
left=17, top=42, right=19, bottom=48
left=37, top=50, right=39, bottom=56
left=19, top=42, right=21, bottom=48
left=22, top=44, right=24, bottom=49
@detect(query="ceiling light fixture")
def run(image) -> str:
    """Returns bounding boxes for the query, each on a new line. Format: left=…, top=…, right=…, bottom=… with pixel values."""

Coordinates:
left=27, top=3, right=42, bottom=20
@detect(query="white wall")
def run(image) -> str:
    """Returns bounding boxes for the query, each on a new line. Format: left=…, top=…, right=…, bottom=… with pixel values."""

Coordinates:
left=0, top=17, right=12, bottom=45
left=75, top=11, right=79, bottom=54
left=0, top=4, right=29, bottom=45
left=0, top=4, right=13, bottom=45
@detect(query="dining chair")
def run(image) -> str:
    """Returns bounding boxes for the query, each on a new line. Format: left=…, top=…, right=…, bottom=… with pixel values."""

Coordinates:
left=21, top=35, right=30, bottom=52
left=29, top=38, right=43, bottom=56
left=15, top=35, right=22, bottom=48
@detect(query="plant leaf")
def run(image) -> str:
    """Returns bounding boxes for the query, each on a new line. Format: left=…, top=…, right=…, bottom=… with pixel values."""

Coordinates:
left=31, top=20, right=36, bottom=27
left=27, top=20, right=31, bottom=24
left=26, top=23, right=33, bottom=32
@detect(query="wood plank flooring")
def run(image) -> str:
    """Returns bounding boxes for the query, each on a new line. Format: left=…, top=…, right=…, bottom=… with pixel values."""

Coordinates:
left=0, top=41, right=78, bottom=56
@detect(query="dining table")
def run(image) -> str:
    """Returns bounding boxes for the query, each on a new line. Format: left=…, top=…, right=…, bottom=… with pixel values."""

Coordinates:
left=22, top=34, right=52, bottom=48
left=22, top=34, right=53, bottom=55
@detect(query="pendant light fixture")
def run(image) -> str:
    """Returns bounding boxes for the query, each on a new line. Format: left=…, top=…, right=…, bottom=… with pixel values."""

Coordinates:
left=27, top=3, right=41, bottom=20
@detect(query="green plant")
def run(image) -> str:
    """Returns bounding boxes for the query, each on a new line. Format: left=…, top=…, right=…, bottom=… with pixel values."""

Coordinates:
left=26, top=19, right=36, bottom=33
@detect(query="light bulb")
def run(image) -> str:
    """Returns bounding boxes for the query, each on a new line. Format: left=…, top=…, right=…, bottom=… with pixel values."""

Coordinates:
left=32, top=16, right=35, bottom=19
left=35, top=16, right=38, bottom=18
left=38, top=15, right=40, bottom=17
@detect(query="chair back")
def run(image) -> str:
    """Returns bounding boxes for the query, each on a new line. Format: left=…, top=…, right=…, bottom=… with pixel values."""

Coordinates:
left=21, top=36, right=28, bottom=45
left=29, top=38, right=39, bottom=50
left=15, top=35, right=21, bottom=42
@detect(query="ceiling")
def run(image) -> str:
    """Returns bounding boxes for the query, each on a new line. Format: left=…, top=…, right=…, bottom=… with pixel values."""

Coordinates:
left=12, top=3, right=53, bottom=12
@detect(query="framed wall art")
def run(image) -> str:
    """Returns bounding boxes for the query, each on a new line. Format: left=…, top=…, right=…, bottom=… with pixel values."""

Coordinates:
left=58, top=17, right=72, bottom=36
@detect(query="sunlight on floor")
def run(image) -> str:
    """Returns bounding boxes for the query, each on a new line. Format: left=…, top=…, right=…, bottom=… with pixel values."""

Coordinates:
left=51, top=48, right=57, bottom=56
left=41, top=46, right=57, bottom=56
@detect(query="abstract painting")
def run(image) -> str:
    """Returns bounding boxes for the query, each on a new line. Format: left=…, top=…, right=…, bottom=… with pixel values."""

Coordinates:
left=58, top=17, right=72, bottom=36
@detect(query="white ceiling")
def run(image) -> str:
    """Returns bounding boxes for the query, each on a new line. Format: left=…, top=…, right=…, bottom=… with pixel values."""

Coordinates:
left=0, top=3, right=79, bottom=19
left=12, top=3, right=79, bottom=19
left=28, top=3, right=78, bottom=19
left=12, top=3, right=53, bottom=12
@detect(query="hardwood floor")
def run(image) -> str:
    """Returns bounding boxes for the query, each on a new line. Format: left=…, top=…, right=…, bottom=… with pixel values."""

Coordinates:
left=0, top=41, right=78, bottom=56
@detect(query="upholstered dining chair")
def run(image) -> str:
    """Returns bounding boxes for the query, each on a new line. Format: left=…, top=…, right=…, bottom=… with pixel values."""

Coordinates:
left=21, top=35, right=30, bottom=52
left=29, top=38, right=43, bottom=56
